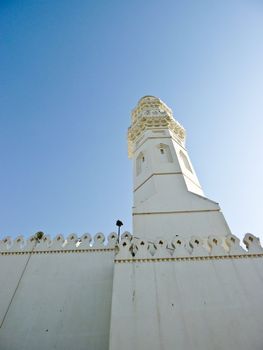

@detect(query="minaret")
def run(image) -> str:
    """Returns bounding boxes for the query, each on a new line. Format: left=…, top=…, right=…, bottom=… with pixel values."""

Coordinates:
left=128, top=96, right=231, bottom=240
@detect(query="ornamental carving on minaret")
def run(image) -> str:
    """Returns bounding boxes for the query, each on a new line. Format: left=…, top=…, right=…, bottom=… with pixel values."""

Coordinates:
left=127, top=96, right=186, bottom=157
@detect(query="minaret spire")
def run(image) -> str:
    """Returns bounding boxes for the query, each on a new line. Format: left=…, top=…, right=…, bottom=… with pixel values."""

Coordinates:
left=128, top=96, right=231, bottom=240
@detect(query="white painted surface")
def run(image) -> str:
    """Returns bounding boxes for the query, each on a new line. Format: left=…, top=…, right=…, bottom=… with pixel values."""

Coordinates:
left=0, top=254, right=29, bottom=327
left=0, top=249, right=115, bottom=350
left=110, top=256, right=263, bottom=350
left=1, top=96, right=262, bottom=350
left=133, top=210, right=231, bottom=240
left=128, top=97, right=231, bottom=240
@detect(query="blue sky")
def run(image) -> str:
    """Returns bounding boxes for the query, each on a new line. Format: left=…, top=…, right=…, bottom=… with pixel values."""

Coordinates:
left=0, top=0, right=263, bottom=242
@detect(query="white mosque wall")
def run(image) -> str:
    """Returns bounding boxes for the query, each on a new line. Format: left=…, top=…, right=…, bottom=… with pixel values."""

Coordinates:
left=110, top=233, right=263, bottom=350
left=0, top=254, right=29, bottom=327
left=1, top=232, right=263, bottom=350
left=0, top=233, right=118, bottom=350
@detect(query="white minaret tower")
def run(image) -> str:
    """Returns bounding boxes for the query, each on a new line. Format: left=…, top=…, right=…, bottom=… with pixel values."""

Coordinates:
left=128, top=96, right=231, bottom=240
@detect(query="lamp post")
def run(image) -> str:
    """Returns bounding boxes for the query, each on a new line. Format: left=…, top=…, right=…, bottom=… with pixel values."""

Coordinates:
left=116, top=220, right=123, bottom=243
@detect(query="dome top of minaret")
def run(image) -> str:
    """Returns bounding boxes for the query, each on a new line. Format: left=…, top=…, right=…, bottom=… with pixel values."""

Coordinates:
left=132, top=95, right=173, bottom=123
left=138, top=95, right=160, bottom=102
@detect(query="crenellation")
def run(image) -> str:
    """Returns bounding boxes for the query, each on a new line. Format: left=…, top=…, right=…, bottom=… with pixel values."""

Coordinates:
left=9, top=235, right=25, bottom=251
left=189, top=236, right=210, bottom=256
left=171, top=236, right=190, bottom=257
left=77, top=233, right=92, bottom=249
left=113, top=233, right=263, bottom=263
left=225, top=234, right=246, bottom=255
left=112, top=233, right=263, bottom=262
left=63, top=233, right=78, bottom=250
left=115, top=238, right=133, bottom=260
left=92, top=232, right=106, bottom=248
left=1, top=233, right=262, bottom=256
left=0, top=232, right=119, bottom=252
left=121, top=231, right=132, bottom=241
left=107, top=232, right=118, bottom=247
left=35, top=235, right=52, bottom=251
left=24, top=235, right=37, bottom=251
left=207, top=235, right=226, bottom=256
left=0, top=236, right=12, bottom=251
left=153, top=239, right=172, bottom=258
left=47, top=234, right=65, bottom=250
left=133, top=239, right=152, bottom=259
left=147, top=241, right=157, bottom=256
left=243, top=233, right=263, bottom=253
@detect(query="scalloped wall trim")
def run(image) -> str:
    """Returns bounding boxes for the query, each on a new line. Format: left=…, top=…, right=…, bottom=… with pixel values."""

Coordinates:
left=0, top=232, right=121, bottom=253
left=1, top=233, right=262, bottom=258
left=114, top=233, right=263, bottom=260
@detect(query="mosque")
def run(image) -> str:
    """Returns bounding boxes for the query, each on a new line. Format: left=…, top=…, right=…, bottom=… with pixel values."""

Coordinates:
left=0, top=96, right=262, bottom=350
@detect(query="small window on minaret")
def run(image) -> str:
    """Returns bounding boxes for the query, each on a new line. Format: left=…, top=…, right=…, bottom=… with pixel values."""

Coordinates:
left=157, top=144, right=173, bottom=163
left=136, top=152, right=145, bottom=176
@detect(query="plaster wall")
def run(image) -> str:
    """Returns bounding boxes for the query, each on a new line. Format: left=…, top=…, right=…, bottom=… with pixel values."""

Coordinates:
left=110, top=256, right=263, bottom=350
left=132, top=129, right=230, bottom=240
left=133, top=130, right=182, bottom=189
left=133, top=130, right=202, bottom=197
left=133, top=210, right=231, bottom=240
left=0, top=249, right=115, bottom=350
left=0, top=254, right=29, bottom=327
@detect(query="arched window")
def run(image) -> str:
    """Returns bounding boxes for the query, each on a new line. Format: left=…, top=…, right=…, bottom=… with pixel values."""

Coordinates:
left=157, top=144, right=173, bottom=163
left=179, top=150, right=193, bottom=173
left=136, top=152, right=145, bottom=176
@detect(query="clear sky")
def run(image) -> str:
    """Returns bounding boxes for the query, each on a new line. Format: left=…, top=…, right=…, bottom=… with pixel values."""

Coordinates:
left=1, top=0, right=263, bottom=242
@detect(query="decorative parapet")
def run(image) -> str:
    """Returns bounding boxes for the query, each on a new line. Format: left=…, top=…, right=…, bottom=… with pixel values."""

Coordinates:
left=1, top=232, right=263, bottom=260
left=0, top=232, right=120, bottom=254
left=128, top=96, right=186, bottom=158
left=115, top=233, right=263, bottom=262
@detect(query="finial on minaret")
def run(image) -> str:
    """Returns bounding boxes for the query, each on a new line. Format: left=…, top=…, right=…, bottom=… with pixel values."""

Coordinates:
left=127, top=96, right=185, bottom=158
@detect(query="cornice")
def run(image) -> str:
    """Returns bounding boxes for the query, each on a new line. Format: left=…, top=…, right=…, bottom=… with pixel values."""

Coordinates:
left=115, top=253, right=263, bottom=264
left=0, top=248, right=115, bottom=256
left=128, top=116, right=185, bottom=158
